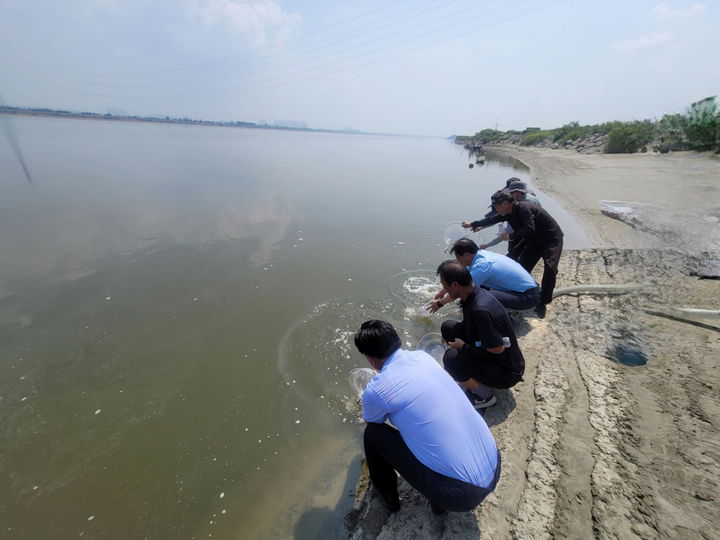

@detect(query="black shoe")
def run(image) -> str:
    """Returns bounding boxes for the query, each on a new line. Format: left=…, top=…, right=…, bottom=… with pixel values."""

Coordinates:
left=534, top=303, right=547, bottom=318
left=466, top=390, right=497, bottom=410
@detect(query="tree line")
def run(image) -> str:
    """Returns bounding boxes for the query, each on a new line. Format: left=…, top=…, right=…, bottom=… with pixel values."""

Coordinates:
left=460, top=96, right=719, bottom=154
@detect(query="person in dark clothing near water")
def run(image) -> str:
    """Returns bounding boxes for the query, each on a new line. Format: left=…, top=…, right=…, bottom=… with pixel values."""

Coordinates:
left=437, top=260, right=525, bottom=409
left=462, top=189, right=563, bottom=318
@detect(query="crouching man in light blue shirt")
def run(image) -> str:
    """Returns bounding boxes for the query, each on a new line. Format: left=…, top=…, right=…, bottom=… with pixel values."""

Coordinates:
left=355, top=320, right=501, bottom=514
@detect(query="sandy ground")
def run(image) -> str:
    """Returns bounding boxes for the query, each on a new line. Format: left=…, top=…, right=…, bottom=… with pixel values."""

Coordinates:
left=347, top=147, right=720, bottom=539
left=496, top=146, right=720, bottom=252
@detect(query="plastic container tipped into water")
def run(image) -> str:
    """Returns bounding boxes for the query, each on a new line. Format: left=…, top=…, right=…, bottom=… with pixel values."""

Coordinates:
left=348, top=368, right=376, bottom=397
left=416, top=332, right=447, bottom=365
left=442, top=221, right=497, bottom=252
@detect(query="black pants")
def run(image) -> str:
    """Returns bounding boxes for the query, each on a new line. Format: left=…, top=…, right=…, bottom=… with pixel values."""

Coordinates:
left=489, top=286, right=540, bottom=311
left=517, top=238, right=563, bottom=305
left=506, top=238, right=525, bottom=261
left=363, top=422, right=500, bottom=512
left=441, top=320, right=522, bottom=389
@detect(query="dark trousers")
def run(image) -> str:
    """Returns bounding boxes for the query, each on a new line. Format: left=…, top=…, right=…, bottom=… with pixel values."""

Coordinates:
left=506, top=239, right=525, bottom=261
left=517, top=238, right=563, bottom=305
left=489, top=286, right=540, bottom=311
left=440, top=320, right=521, bottom=389
left=364, top=422, right=500, bottom=512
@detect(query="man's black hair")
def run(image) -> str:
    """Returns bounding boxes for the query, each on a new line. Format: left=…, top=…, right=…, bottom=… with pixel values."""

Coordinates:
left=450, top=237, right=479, bottom=257
left=490, top=189, right=514, bottom=206
left=354, top=320, right=401, bottom=359
left=436, top=260, right=472, bottom=287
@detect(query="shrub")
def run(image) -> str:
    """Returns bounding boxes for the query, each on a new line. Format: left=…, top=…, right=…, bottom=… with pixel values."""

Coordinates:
left=552, top=121, right=580, bottom=142
left=474, top=129, right=504, bottom=143
left=606, top=121, right=655, bottom=153
left=520, top=130, right=553, bottom=146
left=558, top=125, right=593, bottom=144
left=683, top=97, right=718, bottom=150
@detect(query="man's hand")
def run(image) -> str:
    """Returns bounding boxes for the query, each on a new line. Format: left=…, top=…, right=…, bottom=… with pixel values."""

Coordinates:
left=461, top=221, right=472, bottom=229
left=434, top=290, right=446, bottom=300
left=448, top=338, right=465, bottom=349
left=499, top=231, right=510, bottom=241
left=428, top=299, right=443, bottom=313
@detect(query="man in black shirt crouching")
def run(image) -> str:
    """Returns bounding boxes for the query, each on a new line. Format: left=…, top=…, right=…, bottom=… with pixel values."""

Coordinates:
left=437, top=260, right=525, bottom=409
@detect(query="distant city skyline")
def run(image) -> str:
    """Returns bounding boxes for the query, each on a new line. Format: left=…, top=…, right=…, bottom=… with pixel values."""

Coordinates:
left=1, top=0, right=718, bottom=136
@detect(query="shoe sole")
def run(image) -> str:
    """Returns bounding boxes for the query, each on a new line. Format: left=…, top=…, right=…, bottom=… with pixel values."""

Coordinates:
left=473, top=395, right=497, bottom=409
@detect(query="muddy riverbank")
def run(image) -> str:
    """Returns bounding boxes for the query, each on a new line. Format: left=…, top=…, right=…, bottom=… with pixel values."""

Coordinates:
left=347, top=148, right=720, bottom=539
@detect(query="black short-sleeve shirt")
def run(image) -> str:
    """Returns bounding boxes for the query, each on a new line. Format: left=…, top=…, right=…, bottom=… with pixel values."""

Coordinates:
left=460, top=287, right=525, bottom=381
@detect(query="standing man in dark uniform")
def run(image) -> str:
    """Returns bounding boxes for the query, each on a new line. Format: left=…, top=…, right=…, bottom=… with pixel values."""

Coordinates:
left=462, top=189, right=563, bottom=318
left=437, top=260, right=525, bottom=408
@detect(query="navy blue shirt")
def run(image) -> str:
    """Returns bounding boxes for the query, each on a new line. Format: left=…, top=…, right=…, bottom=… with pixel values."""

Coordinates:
left=460, top=287, right=525, bottom=383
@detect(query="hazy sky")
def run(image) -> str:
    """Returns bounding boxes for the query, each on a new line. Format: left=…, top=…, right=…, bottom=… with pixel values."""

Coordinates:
left=1, top=0, right=718, bottom=135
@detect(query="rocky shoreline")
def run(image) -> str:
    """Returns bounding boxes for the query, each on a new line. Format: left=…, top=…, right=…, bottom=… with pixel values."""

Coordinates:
left=346, top=146, right=720, bottom=539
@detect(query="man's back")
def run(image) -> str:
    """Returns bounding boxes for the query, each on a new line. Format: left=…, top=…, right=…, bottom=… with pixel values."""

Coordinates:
left=509, top=201, right=563, bottom=245
left=469, top=250, right=537, bottom=292
left=362, top=349, right=498, bottom=487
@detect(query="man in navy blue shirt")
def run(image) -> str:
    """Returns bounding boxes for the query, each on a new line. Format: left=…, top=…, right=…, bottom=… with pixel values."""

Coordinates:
left=356, top=320, right=501, bottom=514
left=437, top=260, right=525, bottom=409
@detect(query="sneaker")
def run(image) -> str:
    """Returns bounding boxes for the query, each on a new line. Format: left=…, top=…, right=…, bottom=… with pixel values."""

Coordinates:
left=466, top=391, right=497, bottom=410
left=534, top=303, right=547, bottom=318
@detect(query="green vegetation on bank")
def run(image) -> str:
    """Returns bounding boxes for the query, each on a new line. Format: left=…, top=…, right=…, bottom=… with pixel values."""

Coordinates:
left=459, top=97, right=719, bottom=154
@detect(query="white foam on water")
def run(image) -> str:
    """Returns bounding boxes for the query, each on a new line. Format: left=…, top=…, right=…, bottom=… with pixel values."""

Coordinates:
left=402, top=275, right=437, bottom=297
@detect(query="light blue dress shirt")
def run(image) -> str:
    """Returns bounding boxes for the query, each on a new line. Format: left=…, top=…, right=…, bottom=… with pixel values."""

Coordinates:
left=362, top=348, right=499, bottom=487
left=468, top=251, right=537, bottom=292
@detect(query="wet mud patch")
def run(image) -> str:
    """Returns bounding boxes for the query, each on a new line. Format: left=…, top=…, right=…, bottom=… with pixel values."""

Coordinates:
left=606, top=331, right=648, bottom=366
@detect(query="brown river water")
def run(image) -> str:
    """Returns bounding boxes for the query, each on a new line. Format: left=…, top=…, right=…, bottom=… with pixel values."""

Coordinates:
left=0, top=116, right=588, bottom=539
